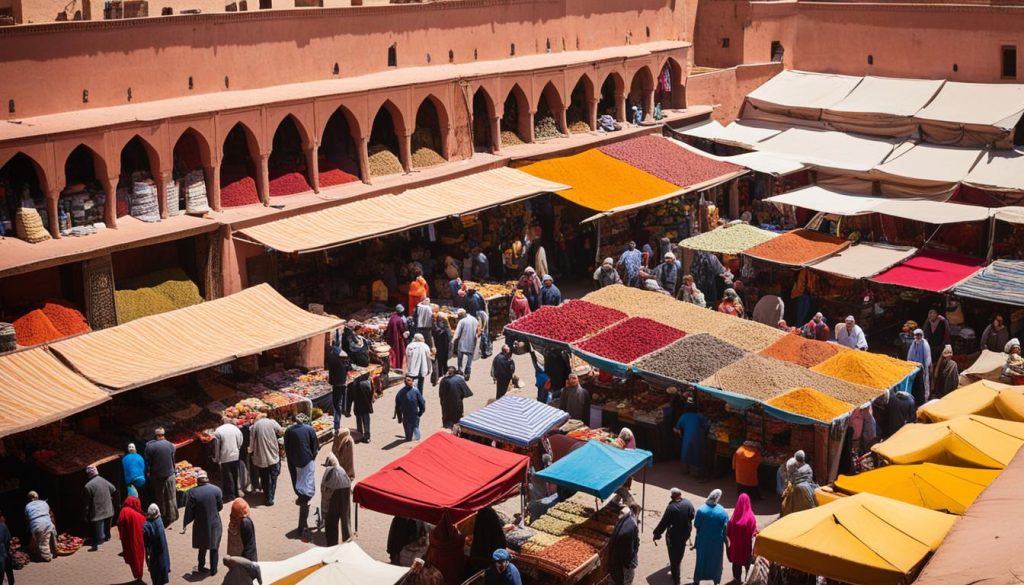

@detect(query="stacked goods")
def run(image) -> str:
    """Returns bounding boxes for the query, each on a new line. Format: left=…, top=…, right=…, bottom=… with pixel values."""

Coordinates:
left=164, top=179, right=182, bottom=216
left=40, top=300, right=91, bottom=337
left=701, top=354, right=881, bottom=404
left=269, top=171, right=310, bottom=197
left=568, top=120, right=591, bottom=134
left=713, top=318, right=786, bottom=352
left=505, top=526, right=536, bottom=550
left=12, top=310, right=63, bottom=346
left=175, top=460, right=204, bottom=491
left=0, top=323, right=16, bottom=352
left=520, top=531, right=562, bottom=554
left=10, top=537, right=29, bottom=569
left=115, top=288, right=179, bottom=323
left=679, top=224, right=777, bottom=254
left=411, top=147, right=445, bottom=168
left=582, top=285, right=678, bottom=317
left=575, top=317, right=685, bottom=364
left=760, top=334, right=848, bottom=368
left=220, top=173, right=260, bottom=207
left=767, top=387, right=854, bottom=422
left=221, top=397, right=270, bottom=426
left=55, top=534, right=84, bottom=556
left=500, top=130, right=524, bottom=147
left=62, top=185, right=106, bottom=228
left=530, top=516, right=575, bottom=537
left=183, top=171, right=211, bottom=213
left=506, top=300, right=626, bottom=343
left=534, top=115, right=563, bottom=140
left=811, top=351, right=919, bottom=390
left=598, top=135, right=743, bottom=187
left=368, top=146, right=404, bottom=176
left=462, top=281, right=518, bottom=298
left=115, top=187, right=131, bottom=217
left=743, top=229, right=847, bottom=266
left=123, top=268, right=204, bottom=308
left=635, top=333, right=746, bottom=382
left=15, top=207, right=51, bottom=243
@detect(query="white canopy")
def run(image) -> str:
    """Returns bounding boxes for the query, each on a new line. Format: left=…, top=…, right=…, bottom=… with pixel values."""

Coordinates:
left=754, top=127, right=899, bottom=172
left=766, top=185, right=880, bottom=216
left=766, top=185, right=992, bottom=224
left=261, top=543, right=409, bottom=585
left=823, top=76, right=945, bottom=137
left=810, top=243, right=919, bottom=279
left=745, top=70, right=862, bottom=119
left=872, top=143, right=985, bottom=184
left=914, top=82, right=1024, bottom=147
left=993, top=206, right=1024, bottom=225
left=964, top=150, right=1024, bottom=192
left=676, top=119, right=785, bottom=149
left=668, top=137, right=806, bottom=176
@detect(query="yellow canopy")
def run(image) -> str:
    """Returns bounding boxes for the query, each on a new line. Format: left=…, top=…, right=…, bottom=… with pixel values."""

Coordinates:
left=518, top=150, right=682, bottom=212
left=918, top=380, right=1024, bottom=423
left=755, top=492, right=957, bottom=585
left=871, top=415, right=1024, bottom=469
left=833, top=463, right=999, bottom=514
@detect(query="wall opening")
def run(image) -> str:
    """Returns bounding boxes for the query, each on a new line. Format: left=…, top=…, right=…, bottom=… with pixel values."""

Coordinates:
left=0, top=153, right=46, bottom=239
left=771, top=41, right=784, bottom=63
left=1002, top=45, right=1017, bottom=79
left=628, top=66, right=654, bottom=121
left=598, top=73, right=623, bottom=121
left=63, top=145, right=108, bottom=229
left=721, top=38, right=730, bottom=48
left=500, top=85, right=529, bottom=146
left=368, top=103, right=403, bottom=177
left=535, top=82, right=565, bottom=139
left=656, top=59, right=686, bottom=110
left=268, top=116, right=311, bottom=197
left=117, top=136, right=158, bottom=221
left=472, top=88, right=494, bottom=152
left=220, top=123, right=261, bottom=207
left=172, top=129, right=210, bottom=212
left=412, top=98, right=446, bottom=168
left=119, top=136, right=153, bottom=187
left=867, top=55, right=873, bottom=65
left=387, top=45, right=397, bottom=68
left=318, top=107, right=361, bottom=186
left=566, top=76, right=593, bottom=133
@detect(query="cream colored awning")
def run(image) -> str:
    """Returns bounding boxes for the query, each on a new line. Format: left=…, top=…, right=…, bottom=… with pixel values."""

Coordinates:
left=809, top=243, right=919, bottom=280
left=822, top=76, right=945, bottom=136
left=754, top=127, right=900, bottom=172
left=745, top=70, right=862, bottom=120
left=0, top=347, right=111, bottom=438
left=913, top=82, right=1024, bottom=147
left=766, top=185, right=992, bottom=224
left=236, top=168, right=568, bottom=254
left=50, top=284, right=342, bottom=391
left=872, top=143, right=985, bottom=185
left=964, top=150, right=1024, bottom=192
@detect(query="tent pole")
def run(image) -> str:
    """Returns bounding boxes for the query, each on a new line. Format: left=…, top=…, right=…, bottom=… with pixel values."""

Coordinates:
left=355, top=503, right=359, bottom=532
left=641, top=467, right=646, bottom=532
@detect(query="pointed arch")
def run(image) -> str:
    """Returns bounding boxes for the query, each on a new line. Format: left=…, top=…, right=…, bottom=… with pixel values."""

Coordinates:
left=119, top=135, right=160, bottom=185
left=61, top=144, right=111, bottom=227
left=268, top=115, right=312, bottom=196
left=220, top=122, right=261, bottom=207
left=412, top=95, right=448, bottom=166
left=598, top=71, right=626, bottom=121
left=368, top=100, right=405, bottom=176
left=1, top=152, right=50, bottom=239
left=567, top=73, right=595, bottom=132
left=656, top=57, right=686, bottom=109
left=629, top=66, right=655, bottom=102
left=173, top=128, right=212, bottom=175
left=64, top=144, right=108, bottom=187
left=319, top=105, right=362, bottom=185
left=472, top=87, right=496, bottom=152
left=501, top=83, right=531, bottom=144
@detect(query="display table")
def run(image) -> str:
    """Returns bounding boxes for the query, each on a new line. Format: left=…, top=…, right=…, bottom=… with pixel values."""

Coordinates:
left=510, top=497, right=620, bottom=584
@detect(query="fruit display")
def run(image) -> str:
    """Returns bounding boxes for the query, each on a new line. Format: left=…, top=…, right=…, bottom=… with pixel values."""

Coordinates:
left=520, top=531, right=563, bottom=554
left=55, top=533, right=84, bottom=556
left=533, top=536, right=599, bottom=573
left=505, top=300, right=627, bottom=344
left=312, top=416, right=332, bottom=434
left=221, top=397, right=270, bottom=427
left=260, top=368, right=331, bottom=399
left=462, top=280, right=518, bottom=299
left=529, top=516, right=575, bottom=537
left=175, top=461, right=204, bottom=492
left=566, top=428, right=615, bottom=443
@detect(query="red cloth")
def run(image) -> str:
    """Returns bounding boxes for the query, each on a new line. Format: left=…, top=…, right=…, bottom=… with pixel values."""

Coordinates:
left=726, top=493, right=758, bottom=565
left=871, top=249, right=985, bottom=293
left=353, top=433, right=529, bottom=524
left=117, top=496, right=146, bottom=579
left=510, top=294, right=531, bottom=319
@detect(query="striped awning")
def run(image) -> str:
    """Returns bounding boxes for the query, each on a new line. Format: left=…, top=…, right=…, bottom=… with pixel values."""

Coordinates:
left=0, top=347, right=110, bottom=438
left=458, top=395, right=570, bottom=447
left=50, top=284, right=342, bottom=391
left=954, top=259, right=1024, bottom=307
left=235, top=168, right=568, bottom=253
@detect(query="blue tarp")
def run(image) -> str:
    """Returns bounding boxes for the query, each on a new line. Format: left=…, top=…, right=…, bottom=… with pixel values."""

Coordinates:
left=536, top=440, right=653, bottom=499
left=458, top=395, right=570, bottom=448
left=954, top=259, right=1024, bottom=307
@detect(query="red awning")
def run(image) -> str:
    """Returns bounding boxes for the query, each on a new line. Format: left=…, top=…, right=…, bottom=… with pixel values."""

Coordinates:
left=352, top=432, right=529, bottom=524
left=870, top=249, right=986, bottom=293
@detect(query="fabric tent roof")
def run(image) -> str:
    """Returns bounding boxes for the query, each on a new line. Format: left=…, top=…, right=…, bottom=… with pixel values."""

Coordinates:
left=870, top=249, right=985, bottom=293
left=676, top=119, right=787, bottom=149
left=833, top=463, right=999, bottom=515
left=953, top=259, right=1024, bottom=307
left=667, top=137, right=805, bottom=175
left=535, top=439, right=653, bottom=499
left=519, top=150, right=682, bottom=213
left=261, top=542, right=409, bottom=585
left=766, top=185, right=879, bottom=216
left=914, top=82, right=1024, bottom=147
left=809, top=242, right=918, bottom=279
left=458, top=395, right=570, bottom=447
left=960, top=350, right=1012, bottom=385
left=352, top=432, right=529, bottom=524
left=599, top=135, right=746, bottom=188
left=236, top=168, right=568, bottom=253
left=993, top=206, right=1024, bottom=224
left=754, top=492, right=957, bottom=585
left=745, top=70, right=862, bottom=119
left=826, top=76, right=945, bottom=117
left=871, top=143, right=985, bottom=185
left=766, top=185, right=992, bottom=224
left=0, top=347, right=111, bottom=439
left=871, top=415, right=1024, bottom=469
left=754, top=127, right=899, bottom=172
left=678, top=224, right=778, bottom=254
left=964, top=149, right=1024, bottom=191
left=49, top=284, right=342, bottom=391
left=918, top=380, right=1024, bottom=423
left=915, top=449, right=1024, bottom=585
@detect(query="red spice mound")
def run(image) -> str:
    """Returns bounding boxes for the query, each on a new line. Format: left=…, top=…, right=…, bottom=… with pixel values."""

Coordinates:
left=506, top=300, right=626, bottom=343
left=269, top=171, right=311, bottom=197
left=759, top=333, right=848, bottom=368
left=743, top=229, right=847, bottom=266
left=220, top=175, right=260, bottom=207
left=598, top=135, right=743, bottom=187
left=575, top=317, right=685, bottom=364
left=13, top=309, right=63, bottom=346
left=40, top=300, right=91, bottom=337
left=319, top=160, right=360, bottom=188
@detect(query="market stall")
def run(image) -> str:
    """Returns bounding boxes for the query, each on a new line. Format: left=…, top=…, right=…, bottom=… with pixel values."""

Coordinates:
left=871, top=414, right=1024, bottom=468
left=457, top=396, right=569, bottom=455
left=827, top=463, right=998, bottom=514
left=916, top=379, right=1024, bottom=423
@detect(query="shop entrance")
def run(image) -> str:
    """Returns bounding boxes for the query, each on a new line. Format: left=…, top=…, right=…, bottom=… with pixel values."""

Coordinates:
left=566, top=75, right=593, bottom=133
left=472, top=88, right=494, bottom=152
left=268, top=115, right=311, bottom=197
left=628, top=66, right=655, bottom=121
left=500, top=84, right=530, bottom=146
left=318, top=106, right=361, bottom=187
left=172, top=129, right=212, bottom=212
left=62, top=144, right=109, bottom=230
left=535, top=81, right=565, bottom=140
left=598, top=73, right=624, bottom=121
left=368, top=101, right=404, bottom=177
left=220, top=123, right=261, bottom=207
left=412, top=97, right=446, bottom=168
left=0, top=152, right=46, bottom=239
left=655, top=59, right=686, bottom=110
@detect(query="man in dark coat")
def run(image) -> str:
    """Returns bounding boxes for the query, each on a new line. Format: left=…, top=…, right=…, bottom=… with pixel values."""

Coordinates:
left=327, top=346, right=352, bottom=430
left=543, top=347, right=570, bottom=399
left=652, top=488, right=695, bottom=585
left=0, top=510, right=12, bottom=585
left=395, top=376, right=427, bottom=441
left=144, top=427, right=178, bottom=525
left=351, top=376, right=375, bottom=443
left=559, top=374, right=591, bottom=422
left=283, top=414, right=319, bottom=533
left=490, top=345, right=516, bottom=400
left=608, top=505, right=641, bottom=585
left=181, top=472, right=223, bottom=576
left=143, top=504, right=170, bottom=585
left=439, top=367, right=473, bottom=428
left=82, top=465, right=118, bottom=550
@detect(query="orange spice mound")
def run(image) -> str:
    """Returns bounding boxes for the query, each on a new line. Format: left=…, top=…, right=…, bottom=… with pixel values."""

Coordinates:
left=767, top=387, right=854, bottom=422
left=13, top=309, right=63, bottom=347
left=744, top=229, right=847, bottom=265
left=40, top=300, right=91, bottom=337
left=760, top=334, right=849, bottom=368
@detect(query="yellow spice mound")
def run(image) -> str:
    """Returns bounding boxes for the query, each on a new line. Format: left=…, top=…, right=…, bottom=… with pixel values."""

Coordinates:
left=767, top=387, right=855, bottom=422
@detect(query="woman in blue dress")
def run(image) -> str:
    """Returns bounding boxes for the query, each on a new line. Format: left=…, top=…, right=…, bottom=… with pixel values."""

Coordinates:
left=693, top=489, right=729, bottom=585
left=674, top=397, right=709, bottom=478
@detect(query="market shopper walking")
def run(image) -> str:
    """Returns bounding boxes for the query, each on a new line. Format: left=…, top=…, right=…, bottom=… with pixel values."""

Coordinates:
left=726, top=493, right=758, bottom=584
left=932, top=344, right=960, bottom=399
left=351, top=377, right=374, bottom=443
left=692, top=489, right=728, bottom=585
left=327, top=345, right=352, bottom=428
left=386, top=305, right=408, bottom=370
left=331, top=427, right=356, bottom=480
left=539, top=275, right=562, bottom=306
left=284, top=413, right=319, bottom=534
left=675, top=398, right=709, bottom=478
left=608, top=505, right=640, bottom=585
left=517, top=267, right=542, bottom=311
left=321, top=454, right=352, bottom=546
left=439, top=367, right=474, bottom=428
left=432, top=310, right=453, bottom=380
left=465, top=288, right=492, bottom=358
left=24, top=492, right=56, bottom=562
left=221, top=555, right=262, bottom=585
left=142, top=504, right=170, bottom=585
left=213, top=419, right=245, bottom=499
left=453, top=309, right=480, bottom=380
left=395, top=376, right=427, bottom=441
left=414, top=297, right=435, bottom=347
left=652, top=488, right=695, bottom=585
left=491, top=345, right=516, bottom=400
left=732, top=441, right=762, bottom=500
left=83, top=465, right=117, bottom=550
left=923, top=308, right=951, bottom=363
left=908, top=328, right=933, bottom=405
left=226, top=498, right=257, bottom=562
left=248, top=416, right=283, bottom=506
left=181, top=472, right=223, bottom=576
left=145, top=427, right=178, bottom=525
left=122, top=443, right=146, bottom=498
left=116, top=495, right=146, bottom=580
left=559, top=374, right=591, bottom=422
left=406, top=333, right=433, bottom=391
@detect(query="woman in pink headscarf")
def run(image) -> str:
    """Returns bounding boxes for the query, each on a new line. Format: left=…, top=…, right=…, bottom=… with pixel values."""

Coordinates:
left=116, top=496, right=146, bottom=580
left=726, top=492, right=758, bottom=584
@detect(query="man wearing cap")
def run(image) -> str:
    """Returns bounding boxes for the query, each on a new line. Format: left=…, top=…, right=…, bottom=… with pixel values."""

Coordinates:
left=907, top=328, right=932, bottom=405
left=650, top=252, right=681, bottom=296
left=835, top=316, right=868, bottom=350
left=452, top=309, right=480, bottom=380
left=653, top=488, right=695, bottom=585
left=593, top=257, right=623, bottom=288
left=181, top=472, right=223, bottom=576
left=24, top=491, right=56, bottom=562
left=485, top=549, right=522, bottom=585
left=82, top=466, right=118, bottom=551
left=145, top=427, right=178, bottom=525
left=539, top=275, right=562, bottom=307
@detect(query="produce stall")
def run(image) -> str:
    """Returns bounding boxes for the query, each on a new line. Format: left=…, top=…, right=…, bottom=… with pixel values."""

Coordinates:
left=457, top=396, right=569, bottom=459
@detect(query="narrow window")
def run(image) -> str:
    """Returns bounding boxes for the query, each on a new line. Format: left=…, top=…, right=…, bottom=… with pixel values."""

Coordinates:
left=721, top=38, right=730, bottom=49
left=1002, top=45, right=1017, bottom=79
left=388, top=44, right=397, bottom=67
left=771, top=41, right=783, bottom=62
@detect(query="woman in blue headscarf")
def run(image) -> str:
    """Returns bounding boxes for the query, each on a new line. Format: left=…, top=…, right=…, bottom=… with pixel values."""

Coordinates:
left=693, top=489, right=729, bottom=585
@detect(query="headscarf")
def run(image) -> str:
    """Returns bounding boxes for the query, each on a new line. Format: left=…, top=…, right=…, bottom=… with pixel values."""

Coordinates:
left=294, top=412, right=310, bottom=425
left=117, top=496, right=146, bottom=579
left=726, top=493, right=758, bottom=565
left=1007, top=338, right=1021, bottom=353
left=321, top=453, right=351, bottom=506
left=86, top=465, right=99, bottom=478
left=617, top=427, right=636, bottom=449
left=147, top=503, right=161, bottom=519
left=492, top=548, right=511, bottom=562
left=728, top=493, right=757, bottom=533
left=228, top=498, right=250, bottom=535
left=706, top=488, right=723, bottom=506
left=602, top=257, right=614, bottom=267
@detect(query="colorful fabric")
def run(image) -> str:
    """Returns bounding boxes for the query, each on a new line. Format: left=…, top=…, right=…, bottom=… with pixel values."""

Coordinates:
left=871, top=249, right=985, bottom=293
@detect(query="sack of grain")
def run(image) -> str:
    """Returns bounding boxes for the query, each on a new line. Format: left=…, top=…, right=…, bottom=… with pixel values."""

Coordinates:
left=165, top=179, right=182, bottom=217
left=131, top=180, right=161, bottom=222
left=15, top=207, right=51, bottom=243
left=184, top=171, right=211, bottom=214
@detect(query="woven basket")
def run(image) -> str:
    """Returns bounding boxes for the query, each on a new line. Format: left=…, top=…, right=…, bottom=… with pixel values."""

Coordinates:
left=15, top=207, right=51, bottom=243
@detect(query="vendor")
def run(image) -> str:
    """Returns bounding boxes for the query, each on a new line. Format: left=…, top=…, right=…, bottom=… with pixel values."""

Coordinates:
left=931, top=345, right=959, bottom=399
left=1003, top=338, right=1024, bottom=381
left=408, top=267, right=430, bottom=316
left=801, top=313, right=830, bottom=341
left=835, top=316, right=868, bottom=350
left=732, top=441, right=762, bottom=500
left=484, top=549, right=522, bottom=585
left=981, top=315, right=1010, bottom=353
left=558, top=374, right=590, bottom=422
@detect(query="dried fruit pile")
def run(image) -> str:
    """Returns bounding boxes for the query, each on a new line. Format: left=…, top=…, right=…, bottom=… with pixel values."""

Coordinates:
left=268, top=171, right=311, bottom=197
left=759, top=334, right=848, bottom=368
left=534, top=115, right=563, bottom=140
left=635, top=333, right=746, bottom=382
left=506, top=300, right=626, bottom=343
left=368, top=146, right=404, bottom=176
left=702, top=354, right=881, bottom=404
left=743, top=229, right=848, bottom=266
left=535, top=536, right=599, bottom=572
left=411, top=146, right=445, bottom=168
left=811, top=350, right=919, bottom=390
left=500, top=130, right=524, bottom=147
left=767, top=387, right=854, bottom=422
left=575, top=317, right=685, bottom=364
left=220, top=175, right=260, bottom=207
left=599, top=135, right=743, bottom=188
left=568, top=120, right=591, bottom=134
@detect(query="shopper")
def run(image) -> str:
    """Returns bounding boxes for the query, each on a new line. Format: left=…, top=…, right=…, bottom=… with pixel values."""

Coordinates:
left=558, top=374, right=591, bottom=422
left=652, top=488, right=695, bottom=585
left=439, top=367, right=473, bottom=428
left=907, top=328, right=933, bottom=405
left=981, top=314, right=1010, bottom=353
left=485, top=549, right=522, bottom=585
left=491, top=344, right=516, bottom=400
left=221, top=555, right=262, bottom=585
left=677, top=274, right=706, bottom=307
left=83, top=465, right=117, bottom=550
left=674, top=397, right=709, bottom=478
left=464, top=288, right=492, bottom=358
left=801, top=312, right=830, bottom=341
left=248, top=416, right=283, bottom=506
left=932, top=344, right=960, bottom=399
left=144, top=427, right=178, bottom=525
left=0, top=511, right=11, bottom=585
left=386, top=305, right=408, bottom=370
left=732, top=441, right=762, bottom=500
left=321, top=454, right=352, bottom=546
left=780, top=459, right=817, bottom=517
left=432, top=309, right=453, bottom=380
left=395, top=376, right=427, bottom=441
left=717, top=288, right=744, bottom=318
left=351, top=377, right=374, bottom=443
left=517, top=267, right=543, bottom=311
left=326, top=345, right=352, bottom=429
left=408, top=267, right=430, bottom=317
left=510, top=290, right=531, bottom=320
left=406, top=333, right=433, bottom=391
left=726, top=493, right=758, bottom=584
left=539, top=274, right=562, bottom=306
left=453, top=309, right=480, bottom=380
left=414, top=297, right=435, bottom=347
left=283, top=413, right=318, bottom=534
left=593, top=257, right=623, bottom=288
left=122, top=443, right=146, bottom=498
left=331, top=427, right=356, bottom=480
left=181, top=471, right=223, bottom=576
left=650, top=252, right=680, bottom=296
left=608, top=504, right=640, bottom=585
left=212, top=418, right=244, bottom=499
left=142, top=504, right=170, bottom=585
left=692, top=489, right=728, bottom=585
left=923, top=308, right=951, bottom=363
left=116, top=495, right=146, bottom=581
left=617, top=241, right=643, bottom=287
left=226, top=498, right=257, bottom=562
left=24, top=492, right=56, bottom=562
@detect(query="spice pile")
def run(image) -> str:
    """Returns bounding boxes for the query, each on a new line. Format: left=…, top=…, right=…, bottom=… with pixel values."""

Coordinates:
left=220, top=166, right=261, bottom=207
left=411, top=147, right=445, bottom=168
left=635, top=333, right=745, bottom=382
left=713, top=318, right=786, bottom=352
left=318, top=159, right=360, bottom=187
left=760, top=334, right=848, bottom=368
left=811, top=351, right=918, bottom=390
left=13, top=310, right=65, bottom=346
left=743, top=229, right=848, bottom=266
left=536, top=537, right=599, bottom=572
left=41, top=300, right=91, bottom=336
left=575, top=317, right=685, bottom=364
left=368, top=146, right=403, bottom=176
left=500, top=130, right=524, bottom=147
left=767, top=387, right=854, bottom=422
left=702, top=354, right=881, bottom=404
left=506, top=300, right=626, bottom=343
left=268, top=171, right=310, bottom=197
left=115, top=270, right=203, bottom=324
left=568, top=120, right=591, bottom=134
left=582, top=284, right=675, bottom=316
left=534, top=115, right=563, bottom=140
left=679, top=224, right=778, bottom=254
left=599, top=136, right=743, bottom=188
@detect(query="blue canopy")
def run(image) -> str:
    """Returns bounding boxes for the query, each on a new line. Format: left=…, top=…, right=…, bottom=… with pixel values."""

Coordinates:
left=536, top=440, right=653, bottom=499
left=458, top=395, right=570, bottom=448
left=955, top=259, right=1024, bottom=307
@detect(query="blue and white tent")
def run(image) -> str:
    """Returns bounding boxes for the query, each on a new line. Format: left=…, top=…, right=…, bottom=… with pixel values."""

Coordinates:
left=458, top=395, right=570, bottom=448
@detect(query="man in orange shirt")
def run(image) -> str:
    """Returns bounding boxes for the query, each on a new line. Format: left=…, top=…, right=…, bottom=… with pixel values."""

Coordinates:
left=732, top=441, right=762, bottom=500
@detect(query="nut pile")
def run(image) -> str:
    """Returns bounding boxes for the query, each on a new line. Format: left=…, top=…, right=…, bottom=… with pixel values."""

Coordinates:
left=575, top=317, right=685, bottom=364
left=411, top=146, right=445, bottom=168
left=367, top=145, right=403, bottom=176
left=759, top=334, right=848, bottom=368
left=568, top=120, right=591, bottom=134
left=701, top=353, right=882, bottom=404
left=500, top=130, right=525, bottom=147
left=536, top=536, right=599, bottom=572
left=679, top=224, right=778, bottom=254
left=534, top=115, right=563, bottom=140
left=506, top=300, right=626, bottom=343
left=713, top=318, right=786, bottom=352
left=635, top=333, right=746, bottom=382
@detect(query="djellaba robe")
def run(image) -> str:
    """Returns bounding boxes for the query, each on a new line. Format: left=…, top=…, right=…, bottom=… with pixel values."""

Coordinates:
left=693, top=502, right=728, bottom=585
left=408, top=277, right=429, bottom=316
left=183, top=483, right=224, bottom=551
left=932, top=357, right=960, bottom=400
left=676, top=412, right=709, bottom=469
left=386, top=312, right=408, bottom=369
left=143, top=517, right=170, bottom=585
left=116, top=496, right=146, bottom=580
left=726, top=493, right=758, bottom=569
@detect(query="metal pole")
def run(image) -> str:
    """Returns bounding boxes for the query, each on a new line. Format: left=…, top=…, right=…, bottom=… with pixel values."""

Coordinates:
left=641, top=467, right=646, bottom=533
left=355, top=502, right=359, bottom=532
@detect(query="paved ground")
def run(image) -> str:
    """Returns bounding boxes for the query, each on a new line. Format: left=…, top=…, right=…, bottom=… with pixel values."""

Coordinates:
left=14, top=349, right=780, bottom=585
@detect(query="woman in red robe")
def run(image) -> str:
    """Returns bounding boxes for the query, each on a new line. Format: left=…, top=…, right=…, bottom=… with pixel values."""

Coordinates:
left=117, top=495, right=146, bottom=580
